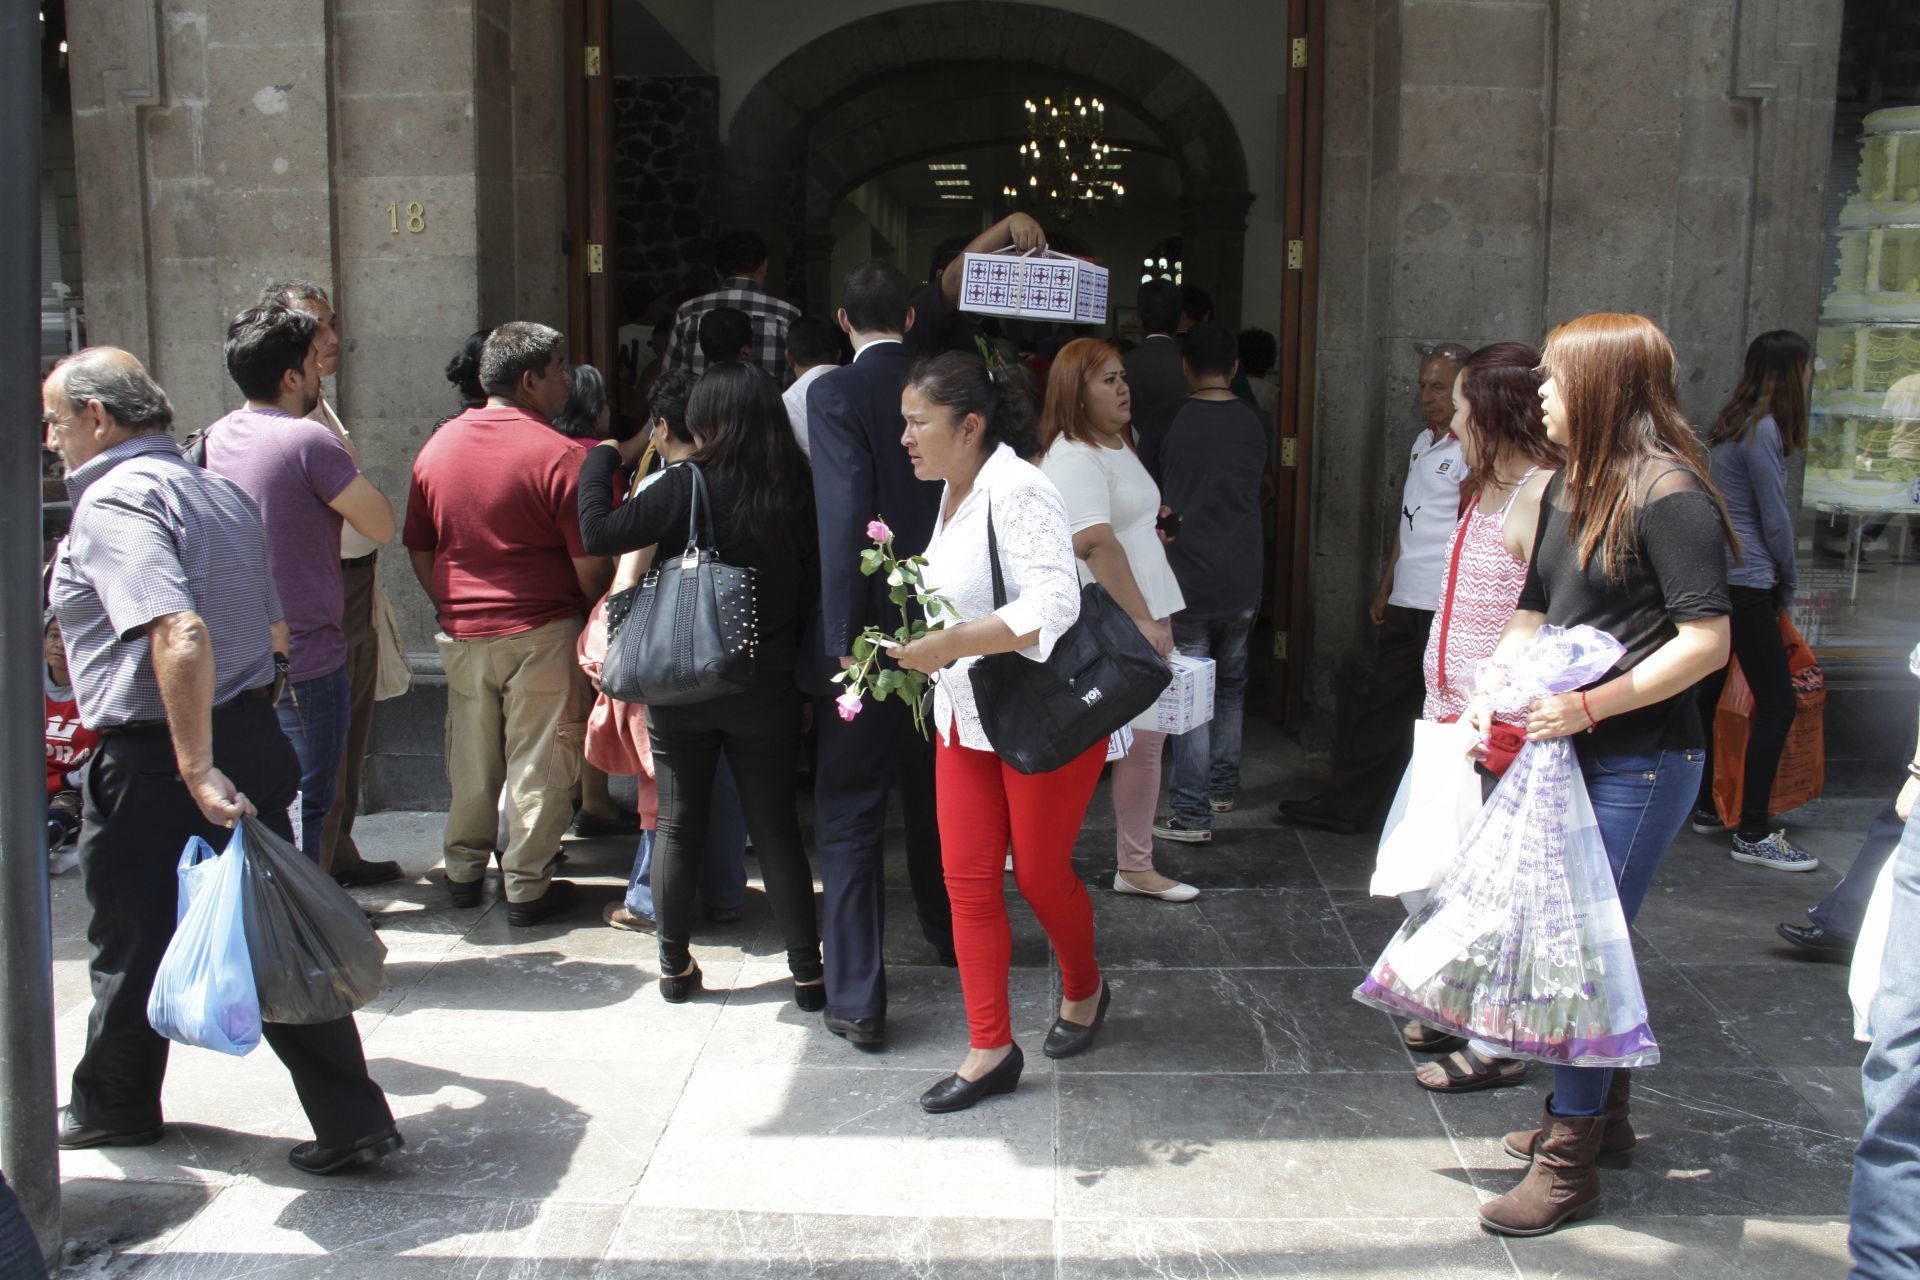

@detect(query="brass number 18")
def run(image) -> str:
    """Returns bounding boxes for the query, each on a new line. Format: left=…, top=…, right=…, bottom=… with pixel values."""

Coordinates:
left=386, top=201, right=427, bottom=234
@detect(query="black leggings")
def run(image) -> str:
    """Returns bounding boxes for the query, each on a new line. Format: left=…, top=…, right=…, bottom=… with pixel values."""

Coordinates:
left=1695, top=585, right=1796, bottom=837
left=647, top=682, right=820, bottom=979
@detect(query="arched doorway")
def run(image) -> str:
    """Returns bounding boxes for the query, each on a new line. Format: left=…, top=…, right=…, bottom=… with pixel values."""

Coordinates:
left=721, top=2, right=1254, bottom=322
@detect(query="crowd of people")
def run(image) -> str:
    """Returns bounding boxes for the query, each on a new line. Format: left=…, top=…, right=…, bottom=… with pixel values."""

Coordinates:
left=30, top=215, right=1920, bottom=1264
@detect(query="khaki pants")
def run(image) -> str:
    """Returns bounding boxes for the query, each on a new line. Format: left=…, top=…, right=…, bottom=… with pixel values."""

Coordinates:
left=438, top=615, right=589, bottom=902
left=319, top=556, right=378, bottom=875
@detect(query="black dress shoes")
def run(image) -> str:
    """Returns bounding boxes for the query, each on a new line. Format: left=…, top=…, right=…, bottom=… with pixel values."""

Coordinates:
left=920, top=1044, right=1024, bottom=1114
left=288, top=1127, right=404, bottom=1175
left=334, top=859, right=403, bottom=888
left=507, top=879, right=577, bottom=927
left=1043, top=982, right=1113, bottom=1059
left=1777, top=921, right=1856, bottom=959
left=58, top=1106, right=161, bottom=1151
left=447, top=874, right=484, bottom=908
left=1275, top=798, right=1366, bottom=836
left=660, top=962, right=703, bottom=1003
left=825, top=1015, right=886, bottom=1048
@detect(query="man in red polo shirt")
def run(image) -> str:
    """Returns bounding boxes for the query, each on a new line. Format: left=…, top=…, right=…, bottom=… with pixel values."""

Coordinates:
left=405, top=322, right=611, bottom=926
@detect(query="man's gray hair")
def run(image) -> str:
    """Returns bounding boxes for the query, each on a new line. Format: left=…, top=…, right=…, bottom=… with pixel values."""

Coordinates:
left=1418, top=341, right=1472, bottom=369
left=54, top=349, right=174, bottom=434
left=259, top=279, right=332, bottom=310
left=480, top=322, right=565, bottom=396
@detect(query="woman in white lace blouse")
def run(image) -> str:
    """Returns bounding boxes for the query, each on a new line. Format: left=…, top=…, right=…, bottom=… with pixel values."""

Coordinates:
left=893, top=353, right=1113, bottom=1115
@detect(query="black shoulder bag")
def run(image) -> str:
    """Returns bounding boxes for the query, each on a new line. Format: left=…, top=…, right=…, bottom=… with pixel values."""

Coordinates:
left=967, top=496, right=1170, bottom=774
left=600, top=464, right=757, bottom=706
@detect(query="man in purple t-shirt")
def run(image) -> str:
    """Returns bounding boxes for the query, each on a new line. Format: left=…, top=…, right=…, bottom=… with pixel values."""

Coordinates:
left=204, top=305, right=395, bottom=860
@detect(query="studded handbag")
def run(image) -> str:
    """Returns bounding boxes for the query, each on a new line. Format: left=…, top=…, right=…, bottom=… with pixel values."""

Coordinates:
left=968, top=497, right=1170, bottom=774
left=600, top=463, right=757, bottom=706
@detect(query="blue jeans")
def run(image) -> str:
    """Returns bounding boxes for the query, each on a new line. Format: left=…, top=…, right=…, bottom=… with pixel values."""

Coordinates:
left=1551, top=746, right=1704, bottom=1116
left=1167, top=609, right=1255, bottom=828
left=1851, top=807, right=1920, bottom=1279
left=274, top=666, right=352, bottom=865
left=624, top=754, right=748, bottom=920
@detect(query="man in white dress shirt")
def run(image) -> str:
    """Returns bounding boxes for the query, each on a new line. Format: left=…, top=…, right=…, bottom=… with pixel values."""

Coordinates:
left=780, top=315, right=841, bottom=459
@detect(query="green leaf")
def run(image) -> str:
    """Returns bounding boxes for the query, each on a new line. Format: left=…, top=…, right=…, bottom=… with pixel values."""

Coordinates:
left=852, top=637, right=872, bottom=663
left=889, top=584, right=908, bottom=606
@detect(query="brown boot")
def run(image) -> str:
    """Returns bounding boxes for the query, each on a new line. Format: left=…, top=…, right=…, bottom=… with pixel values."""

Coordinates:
left=1502, top=1069, right=1636, bottom=1165
left=1479, top=1108, right=1606, bottom=1236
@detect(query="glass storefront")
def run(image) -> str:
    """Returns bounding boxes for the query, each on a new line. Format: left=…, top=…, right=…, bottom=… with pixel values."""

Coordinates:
left=1803, top=3, right=1920, bottom=659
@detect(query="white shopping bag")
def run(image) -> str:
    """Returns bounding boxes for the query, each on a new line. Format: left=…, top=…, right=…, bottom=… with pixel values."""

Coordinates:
left=1851, top=851, right=1900, bottom=1043
left=1370, top=719, right=1482, bottom=898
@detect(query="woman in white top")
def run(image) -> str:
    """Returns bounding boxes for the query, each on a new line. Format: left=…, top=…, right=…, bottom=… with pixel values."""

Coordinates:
left=1038, top=338, right=1197, bottom=903
left=893, top=353, right=1112, bottom=1115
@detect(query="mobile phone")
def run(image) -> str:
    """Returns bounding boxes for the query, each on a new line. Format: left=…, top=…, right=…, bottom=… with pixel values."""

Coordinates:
left=1155, top=509, right=1182, bottom=538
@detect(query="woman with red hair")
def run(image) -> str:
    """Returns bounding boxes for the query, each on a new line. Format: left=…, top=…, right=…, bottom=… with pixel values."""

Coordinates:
left=1465, top=313, right=1734, bottom=1235
left=1038, top=338, right=1197, bottom=903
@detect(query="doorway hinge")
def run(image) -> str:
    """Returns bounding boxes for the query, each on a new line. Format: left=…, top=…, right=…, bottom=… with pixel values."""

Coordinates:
left=1273, top=631, right=1290, bottom=661
left=584, top=45, right=602, bottom=76
left=586, top=243, right=604, bottom=273
left=1280, top=437, right=1299, bottom=467
left=1290, top=38, right=1308, bottom=69
left=1286, top=239, right=1305, bottom=270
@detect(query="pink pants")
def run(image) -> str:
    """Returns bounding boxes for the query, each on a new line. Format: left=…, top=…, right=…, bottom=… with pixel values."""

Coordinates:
left=1110, top=728, right=1167, bottom=872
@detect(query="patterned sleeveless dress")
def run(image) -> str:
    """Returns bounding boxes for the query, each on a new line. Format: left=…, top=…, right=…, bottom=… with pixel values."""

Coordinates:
left=1421, top=470, right=1540, bottom=725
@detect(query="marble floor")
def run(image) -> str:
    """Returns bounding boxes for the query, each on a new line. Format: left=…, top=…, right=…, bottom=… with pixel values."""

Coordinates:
left=48, top=723, right=1876, bottom=1277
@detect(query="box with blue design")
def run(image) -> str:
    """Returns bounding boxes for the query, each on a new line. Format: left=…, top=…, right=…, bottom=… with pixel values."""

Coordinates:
left=958, top=247, right=1110, bottom=325
left=1130, top=652, right=1215, bottom=734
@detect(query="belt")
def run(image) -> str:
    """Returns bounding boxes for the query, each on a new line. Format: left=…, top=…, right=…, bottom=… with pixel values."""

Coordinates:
left=342, top=552, right=378, bottom=569
left=97, top=684, right=276, bottom=740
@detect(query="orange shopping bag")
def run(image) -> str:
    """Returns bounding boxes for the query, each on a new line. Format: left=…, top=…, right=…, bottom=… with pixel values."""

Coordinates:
left=1712, top=613, right=1825, bottom=827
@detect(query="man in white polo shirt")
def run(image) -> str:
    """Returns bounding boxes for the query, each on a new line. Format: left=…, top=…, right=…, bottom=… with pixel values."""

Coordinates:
left=1279, top=343, right=1470, bottom=834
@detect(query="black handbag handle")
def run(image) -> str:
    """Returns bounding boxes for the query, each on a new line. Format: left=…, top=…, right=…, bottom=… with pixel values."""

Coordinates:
left=680, top=463, right=717, bottom=565
left=985, top=495, right=1008, bottom=610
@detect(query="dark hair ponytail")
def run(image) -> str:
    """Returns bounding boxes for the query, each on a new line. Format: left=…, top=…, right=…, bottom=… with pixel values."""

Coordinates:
left=905, top=352, right=1041, bottom=460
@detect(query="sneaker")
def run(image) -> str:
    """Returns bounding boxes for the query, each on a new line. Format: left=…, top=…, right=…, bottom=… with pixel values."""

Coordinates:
left=1151, top=817, right=1212, bottom=844
left=1690, top=807, right=1729, bottom=835
left=1208, top=794, right=1236, bottom=814
left=1729, top=830, right=1820, bottom=873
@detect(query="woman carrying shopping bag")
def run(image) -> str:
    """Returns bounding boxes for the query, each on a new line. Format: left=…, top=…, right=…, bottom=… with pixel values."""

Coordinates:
left=892, top=353, right=1113, bottom=1114
left=1691, top=330, right=1820, bottom=871
left=1038, top=338, right=1196, bottom=904
left=1464, top=312, right=1734, bottom=1236
left=1389, top=342, right=1561, bottom=1090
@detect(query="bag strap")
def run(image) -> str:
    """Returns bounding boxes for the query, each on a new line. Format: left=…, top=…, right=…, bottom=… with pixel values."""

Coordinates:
left=1434, top=513, right=1471, bottom=692
left=985, top=494, right=1008, bottom=609
left=681, top=463, right=716, bottom=561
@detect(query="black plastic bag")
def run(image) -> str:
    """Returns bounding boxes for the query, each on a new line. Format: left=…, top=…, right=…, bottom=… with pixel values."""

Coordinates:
left=236, top=814, right=387, bottom=1024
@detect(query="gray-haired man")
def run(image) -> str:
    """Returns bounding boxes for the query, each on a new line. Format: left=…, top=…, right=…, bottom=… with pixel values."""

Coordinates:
left=44, top=348, right=399, bottom=1173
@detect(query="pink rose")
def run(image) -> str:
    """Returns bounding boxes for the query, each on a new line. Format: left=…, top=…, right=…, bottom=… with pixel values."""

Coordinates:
left=866, top=519, right=892, bottom=544
left=835, top=689, right=865, bottom=722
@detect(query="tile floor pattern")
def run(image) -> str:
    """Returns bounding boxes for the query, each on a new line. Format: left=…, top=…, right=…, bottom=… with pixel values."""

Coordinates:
left=46, top=726, right=1876, bottom=1277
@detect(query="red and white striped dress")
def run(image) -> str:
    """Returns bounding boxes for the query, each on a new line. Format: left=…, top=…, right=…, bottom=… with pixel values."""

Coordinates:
left=1422, top=470, right=1540, bottom=725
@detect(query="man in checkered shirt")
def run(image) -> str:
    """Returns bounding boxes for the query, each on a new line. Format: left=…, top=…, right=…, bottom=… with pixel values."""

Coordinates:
left=662, top=228, right=800, bottom=383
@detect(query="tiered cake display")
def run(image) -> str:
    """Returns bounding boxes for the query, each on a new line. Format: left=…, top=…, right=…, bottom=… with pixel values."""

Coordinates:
left=1810, top=105, right=1920, bottom=512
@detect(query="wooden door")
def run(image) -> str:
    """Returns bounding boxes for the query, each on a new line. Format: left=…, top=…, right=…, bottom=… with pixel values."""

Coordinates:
left=565, top=0, right=616, bottom=377
left=1269, top=0, right=1325, bottom=724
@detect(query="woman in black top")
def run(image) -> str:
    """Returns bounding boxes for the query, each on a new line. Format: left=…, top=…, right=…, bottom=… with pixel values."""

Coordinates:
left=578, top=362, right=823, bottom=1007
left=1465, top=313, right=1733, bottom=1237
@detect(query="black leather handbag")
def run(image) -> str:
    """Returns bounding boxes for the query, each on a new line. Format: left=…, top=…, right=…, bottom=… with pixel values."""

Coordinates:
left=600, top=464, right=756, bottom=706
left=968, top=498, right=1170, bottom=774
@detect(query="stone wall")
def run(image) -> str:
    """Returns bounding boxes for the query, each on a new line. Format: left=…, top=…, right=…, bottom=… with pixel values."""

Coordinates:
left=1307, top=0, right=1844, bottom=741
left=612, top=74, right=719, bottom=322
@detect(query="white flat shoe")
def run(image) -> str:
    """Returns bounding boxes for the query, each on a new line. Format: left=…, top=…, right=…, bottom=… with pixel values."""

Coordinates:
left=1113, top=871, right=1200, bottom=902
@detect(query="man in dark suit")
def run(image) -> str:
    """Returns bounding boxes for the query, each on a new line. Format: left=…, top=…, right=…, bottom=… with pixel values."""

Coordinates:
left=806, top=260, right=954, bottom=1049
left=1124, top=278, right=1186, bottom=481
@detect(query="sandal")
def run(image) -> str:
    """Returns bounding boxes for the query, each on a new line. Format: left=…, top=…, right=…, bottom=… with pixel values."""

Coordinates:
left=1401, top=1021, right=1468, bottom=1055
left=1414, top=1047, right=1530, bottom=1094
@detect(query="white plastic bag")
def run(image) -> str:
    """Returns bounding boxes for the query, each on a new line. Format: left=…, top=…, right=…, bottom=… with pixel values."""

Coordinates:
left=147, top=834, right=262, bottom=1057
left=1851, top=850, right=1900, bottom=1043
left=1354, top=625, right=1660, bottom=1068
left=1371, top=719, right=1482, bottom=898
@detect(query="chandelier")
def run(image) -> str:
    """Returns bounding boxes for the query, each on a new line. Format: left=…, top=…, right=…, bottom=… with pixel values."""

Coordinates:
left=1002, top=93, right=1125, bottom=223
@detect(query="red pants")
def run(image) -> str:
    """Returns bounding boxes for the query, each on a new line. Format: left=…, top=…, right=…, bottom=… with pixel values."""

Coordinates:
left=935, top=737, right=1105, bottom=1048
